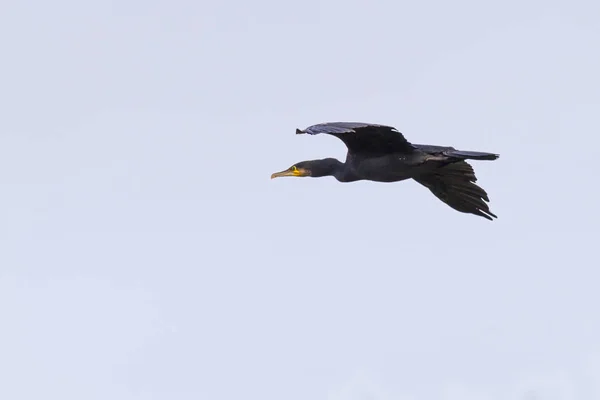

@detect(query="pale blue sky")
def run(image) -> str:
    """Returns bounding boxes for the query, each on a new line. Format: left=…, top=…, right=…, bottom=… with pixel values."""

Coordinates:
left=1, top=1, right=600, bottom=399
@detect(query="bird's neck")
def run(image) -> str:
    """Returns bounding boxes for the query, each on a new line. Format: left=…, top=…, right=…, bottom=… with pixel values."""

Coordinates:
left=312, top=158, right=350, bottom=181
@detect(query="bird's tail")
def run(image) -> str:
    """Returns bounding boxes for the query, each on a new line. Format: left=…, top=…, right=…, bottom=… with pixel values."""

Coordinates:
left=447, top=150, right=499, bottom=161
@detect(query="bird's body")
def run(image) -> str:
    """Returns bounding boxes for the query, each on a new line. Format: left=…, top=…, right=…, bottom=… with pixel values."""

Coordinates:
left=271, top=122, right=499, bottom=220
left=341, top=149, right=438, bottom=183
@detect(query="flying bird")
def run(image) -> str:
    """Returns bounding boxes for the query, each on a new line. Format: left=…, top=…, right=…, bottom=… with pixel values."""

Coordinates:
left=271, top=122, right=499, bottom=220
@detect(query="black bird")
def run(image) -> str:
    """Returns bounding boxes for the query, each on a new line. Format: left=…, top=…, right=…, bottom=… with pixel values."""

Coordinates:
left=271, top=122, right=499, bottom=220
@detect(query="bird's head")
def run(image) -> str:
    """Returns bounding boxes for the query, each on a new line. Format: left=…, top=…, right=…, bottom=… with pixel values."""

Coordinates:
left=270, top=161, right=313, bottom=179
left=270, top=158, right=343, bottom=180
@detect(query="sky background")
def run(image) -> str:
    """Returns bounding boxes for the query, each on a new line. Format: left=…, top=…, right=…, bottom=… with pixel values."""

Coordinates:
left=1, top=0, right=599, bottom=399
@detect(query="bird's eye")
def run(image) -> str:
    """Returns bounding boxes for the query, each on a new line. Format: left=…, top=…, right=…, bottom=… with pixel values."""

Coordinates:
left=292, top=166, right=298, bottom=172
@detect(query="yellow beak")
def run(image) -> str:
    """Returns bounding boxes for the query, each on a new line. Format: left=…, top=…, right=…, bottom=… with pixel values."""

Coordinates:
left=270, top=167, right=307, bottom=179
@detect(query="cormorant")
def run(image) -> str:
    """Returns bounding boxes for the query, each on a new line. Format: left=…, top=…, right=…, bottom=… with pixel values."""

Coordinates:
left=271, top=122, right=499, bottom=220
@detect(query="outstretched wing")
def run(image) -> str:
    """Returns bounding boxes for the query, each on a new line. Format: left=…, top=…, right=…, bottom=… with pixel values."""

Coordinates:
left=414, top=161, right=497, bottom=221
left=296, top=122, right=415, bottom=154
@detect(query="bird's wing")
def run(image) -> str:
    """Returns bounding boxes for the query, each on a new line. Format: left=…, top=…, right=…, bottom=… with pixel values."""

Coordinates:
left=414, top=161, right=497, bottom=221
left=296, top=122, right=415, bottom=154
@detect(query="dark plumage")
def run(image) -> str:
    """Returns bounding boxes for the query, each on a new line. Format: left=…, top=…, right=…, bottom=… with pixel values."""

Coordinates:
left=271, top=122, right=499, bottom=220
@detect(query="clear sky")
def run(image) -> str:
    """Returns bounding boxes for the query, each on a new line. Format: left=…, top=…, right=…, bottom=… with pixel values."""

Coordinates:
left=1, top=1, right=599, bottom=399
